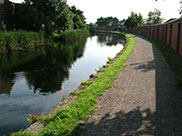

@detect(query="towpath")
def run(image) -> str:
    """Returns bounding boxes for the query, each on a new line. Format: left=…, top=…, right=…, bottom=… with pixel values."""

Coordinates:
left=82, top=35, right=182, bottom=136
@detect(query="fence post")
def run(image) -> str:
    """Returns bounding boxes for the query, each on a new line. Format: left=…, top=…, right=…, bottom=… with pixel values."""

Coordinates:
left=157, top=26, right=159, bottom=40
left=165, top=25, right=168, bottom=44
left=169, top=24, right=173, bottom=46
left=177, top=22, right=181, bottom=54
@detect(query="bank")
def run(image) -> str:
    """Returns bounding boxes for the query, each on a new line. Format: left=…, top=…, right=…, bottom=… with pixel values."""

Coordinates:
left=11, top=32, right=136, bottom=136
left=0, top=29, right=89, bottom=53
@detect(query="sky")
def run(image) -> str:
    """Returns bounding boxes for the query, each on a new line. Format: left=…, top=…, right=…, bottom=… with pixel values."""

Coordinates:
left=12, top=0, right=181, bottom=23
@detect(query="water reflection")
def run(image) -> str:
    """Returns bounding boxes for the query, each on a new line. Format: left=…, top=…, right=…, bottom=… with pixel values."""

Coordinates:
left=0, top=34, right=124, bottom=135
left=0, top=39, right=86, bottom=95
left=0, top=73, right=15, bottom=94
left=25, top=41, right=86, bottom=94
left=96, top=33, right=124, bottom=46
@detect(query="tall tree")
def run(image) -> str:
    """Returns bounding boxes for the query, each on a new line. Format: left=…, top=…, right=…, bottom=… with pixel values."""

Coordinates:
left=70, top=6, right=86, bottom=29
left=147, top=9, right=162, bottom=25
left=11, top=0, right=86, bottom=32
left=124, top=12, right=143, bottom=27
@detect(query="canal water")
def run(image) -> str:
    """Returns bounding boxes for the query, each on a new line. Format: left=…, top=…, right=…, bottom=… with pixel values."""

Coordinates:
left=0, top=34, right=124, bottom=135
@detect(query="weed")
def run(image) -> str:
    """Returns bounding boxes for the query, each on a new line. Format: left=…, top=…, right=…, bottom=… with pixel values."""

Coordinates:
left=107, top=57, right=112, bottom=61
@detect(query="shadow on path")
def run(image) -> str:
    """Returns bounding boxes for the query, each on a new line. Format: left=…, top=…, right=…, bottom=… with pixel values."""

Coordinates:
left=83, top=107, right=155, bottom=136
left=80, top=36, right=182, bottom=136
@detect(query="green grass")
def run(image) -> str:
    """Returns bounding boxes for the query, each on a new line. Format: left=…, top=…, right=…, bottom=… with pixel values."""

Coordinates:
left=140, top=35, right=182, bottom=89
left=54, top=29, right=90, bottom=43
left=12, top=33, right=136, bottom=136
left=0, top=29, right=90, bottom=53
left=0, top=31, right=44, bottom=52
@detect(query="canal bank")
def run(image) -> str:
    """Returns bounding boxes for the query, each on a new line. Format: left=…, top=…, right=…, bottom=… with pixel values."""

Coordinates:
left=13, top=33, right=136, bottom=136
left=0, top=29, right=89, bottom=53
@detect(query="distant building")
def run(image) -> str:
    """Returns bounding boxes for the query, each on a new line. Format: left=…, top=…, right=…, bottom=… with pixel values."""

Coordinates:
left=0, top=0, right=19, bottom=29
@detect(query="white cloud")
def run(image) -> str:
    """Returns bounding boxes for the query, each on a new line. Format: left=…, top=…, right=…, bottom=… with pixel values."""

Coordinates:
left=67, top=0, right=181, bottom=23
left=12, top=0, right=181, bottom=23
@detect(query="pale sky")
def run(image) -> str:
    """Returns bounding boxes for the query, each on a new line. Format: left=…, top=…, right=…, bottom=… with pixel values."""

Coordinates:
left=12, top=0, right=181, bottom=23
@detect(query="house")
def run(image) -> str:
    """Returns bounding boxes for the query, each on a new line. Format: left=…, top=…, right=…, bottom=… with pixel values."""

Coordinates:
left=0, top=0, right=18, bottom=29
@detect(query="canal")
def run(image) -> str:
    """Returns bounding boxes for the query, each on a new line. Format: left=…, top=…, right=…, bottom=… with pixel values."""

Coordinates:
left=0, top=34, right=124, bottom=135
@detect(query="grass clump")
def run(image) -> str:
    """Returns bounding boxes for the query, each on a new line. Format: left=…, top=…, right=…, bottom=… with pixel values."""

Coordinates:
left=0, top=31, right=44, bottom=52
left=0, top=29, right=89, bottom=53
left=54, top=29, right=90, bottom=43
left=80, top=81, right=93, bottom=86
left=13, top=33, right=136, bottom=136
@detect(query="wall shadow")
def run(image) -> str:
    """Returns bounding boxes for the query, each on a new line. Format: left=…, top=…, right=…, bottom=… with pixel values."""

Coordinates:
left=78, top=35, right=182, bottom=136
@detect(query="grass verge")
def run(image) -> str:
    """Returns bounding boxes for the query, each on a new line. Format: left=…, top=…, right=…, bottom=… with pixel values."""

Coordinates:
left=140, top=35, right=182, bottom=88
left=0, top=29, right=89, bottom=53
left=12, top=33, right=136, bottom=136
left=53, top=29, right=90, bottom=43
left=0, top=31, right=44, bottom=53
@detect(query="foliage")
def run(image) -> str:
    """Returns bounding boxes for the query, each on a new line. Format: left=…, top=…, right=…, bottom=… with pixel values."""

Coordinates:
left=87, top=23, right=97, bottom=33
left=11, top=0, right=86, bottom=32
left=96, top=17, right=119, bottom=27
left=0, top=29, right=89, bottom=52
left=0, top=31, right=44, bottom=52
left=54, top=29, right=89, bottom=42
left=12, top=33, right=136, bottom=136
left=146, top=9, right=162, bottom=25
left=124, top=12, right=144, bottom=27
left=70, top=6, right=86, bottom=29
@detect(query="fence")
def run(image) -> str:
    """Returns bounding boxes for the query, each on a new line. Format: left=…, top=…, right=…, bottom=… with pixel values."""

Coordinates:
left=120, top=18, right=182, bottom=56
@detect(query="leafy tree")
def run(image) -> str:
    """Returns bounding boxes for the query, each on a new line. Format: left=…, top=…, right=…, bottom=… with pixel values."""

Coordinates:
left=11, top=0, right=86, bottom=32
left=70, top=6, right=86, bottom=29
left=147, top=9, right=162, bottom=25
left=54, top=2, right=74, bottom=32
left=124, top=12, right=143, bottom=27
left=96, top=16, right=119, bottom=27
left=12, top=2, right=44, bottom=31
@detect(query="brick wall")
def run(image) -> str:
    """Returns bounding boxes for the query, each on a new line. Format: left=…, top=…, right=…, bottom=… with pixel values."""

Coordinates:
left=120, top=18, right=182, bottom=56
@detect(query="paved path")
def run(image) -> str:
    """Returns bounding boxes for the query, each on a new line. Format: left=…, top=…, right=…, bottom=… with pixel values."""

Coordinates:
left=82, top=35, right=182, bottom=136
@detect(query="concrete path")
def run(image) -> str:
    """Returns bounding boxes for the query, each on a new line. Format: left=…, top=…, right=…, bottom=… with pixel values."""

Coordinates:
left=82, top=35, right=182, bottom=136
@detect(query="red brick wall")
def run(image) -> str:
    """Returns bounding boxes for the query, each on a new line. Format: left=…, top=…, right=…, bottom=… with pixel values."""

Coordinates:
left=153, top=26, right=158, bottom=40
left=179, top=23, right=182, bottom=56
left=171, top=22, right=179, bottom=52
left=166, top=24, right=171, bottom=45
left=120, top=19, right=182, bottom=56
left=158, top=26, right=163, bottom=41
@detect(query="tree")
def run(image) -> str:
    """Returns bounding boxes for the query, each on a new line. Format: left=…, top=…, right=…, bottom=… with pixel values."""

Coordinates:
left=124, top=12, right=143, bottom=27
left=70, top=6, right=86, bottom=29
left=12, top=2, right=44, bottom=31
left=54, top=2, right=74, bottom=32
left=11, top=0, right=86, bottom=32
left=96, top=16, right=119, bottom=27
left=147, top=9, right=162, bottom=25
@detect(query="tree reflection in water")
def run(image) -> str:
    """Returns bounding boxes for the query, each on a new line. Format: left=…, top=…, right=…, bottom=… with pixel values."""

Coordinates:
left=96, top=33, right=124, bottom=46
left=0, top=38, right=87, bottom=95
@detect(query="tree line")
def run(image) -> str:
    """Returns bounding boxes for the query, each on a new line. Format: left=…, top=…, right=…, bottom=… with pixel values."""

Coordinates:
left=8, top=0, right=86, bottom=33
left=95, top=9, right=164, bottom=28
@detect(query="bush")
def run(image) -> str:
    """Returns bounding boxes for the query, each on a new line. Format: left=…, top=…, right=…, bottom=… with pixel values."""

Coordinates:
left=54, top=29, right=89, bottom=42
left=0, top=31, right=44, bottom=52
